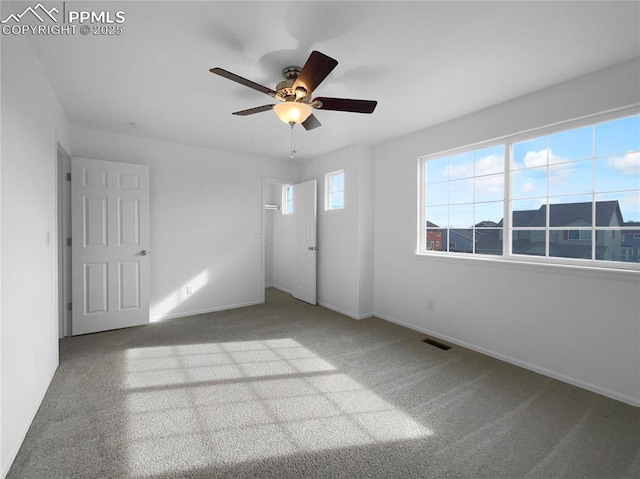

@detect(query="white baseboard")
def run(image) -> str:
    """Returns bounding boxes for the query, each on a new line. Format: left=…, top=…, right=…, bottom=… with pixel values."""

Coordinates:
left=319, top=301, right=372, bottom=320
left=268, top=288, right=372, bottom=320
left=3, top=362, right=58, bottom=478
left=150, top=300, right=262, bottom=322
left=374, top=312, right=640, bottom=408
left=270, top=285, right=292, bottom=295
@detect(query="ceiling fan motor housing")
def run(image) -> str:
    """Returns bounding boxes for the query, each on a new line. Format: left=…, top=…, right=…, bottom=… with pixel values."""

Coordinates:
left=276, top=66, right=309, bottom=101
left=281, top=66, right=301, bottom=81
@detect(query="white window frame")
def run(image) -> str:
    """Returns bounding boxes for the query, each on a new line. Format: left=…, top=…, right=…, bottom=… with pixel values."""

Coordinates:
left=282, top=184, right=294, bottom=215
left=325, top=169, right=345, bottom=211
left=417, top=105, right=640, bottom=271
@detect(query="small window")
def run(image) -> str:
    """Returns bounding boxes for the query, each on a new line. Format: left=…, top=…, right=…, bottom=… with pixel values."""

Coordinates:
left=282, top=185, right=294, bottom=215
left=326, top=170, right=344, bottom=210
left=568, top=229, right=591, bottom=242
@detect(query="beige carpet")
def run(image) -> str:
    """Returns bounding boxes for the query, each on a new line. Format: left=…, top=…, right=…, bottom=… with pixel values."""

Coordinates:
left=7, top=288, right=640, bottom=478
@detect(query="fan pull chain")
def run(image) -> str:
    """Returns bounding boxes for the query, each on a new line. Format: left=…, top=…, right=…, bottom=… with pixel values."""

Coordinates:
left=290, top=122, right=296, bottom=158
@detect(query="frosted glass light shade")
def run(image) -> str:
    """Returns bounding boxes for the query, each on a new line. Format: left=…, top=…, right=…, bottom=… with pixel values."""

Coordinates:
left=273, top=102, right=312, bottom=124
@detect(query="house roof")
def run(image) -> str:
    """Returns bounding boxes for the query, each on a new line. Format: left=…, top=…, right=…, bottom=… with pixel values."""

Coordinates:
left=431, top=201, right=624, bottom=229
left=512, top=201, right=623, bottom=228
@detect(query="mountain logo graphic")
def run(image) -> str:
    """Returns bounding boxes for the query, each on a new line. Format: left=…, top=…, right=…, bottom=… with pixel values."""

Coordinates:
left=1, top=3, right=59, bottom=24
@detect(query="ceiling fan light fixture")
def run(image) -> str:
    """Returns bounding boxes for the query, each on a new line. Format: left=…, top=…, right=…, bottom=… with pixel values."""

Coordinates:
left=273, top=101, right=312, bottom=125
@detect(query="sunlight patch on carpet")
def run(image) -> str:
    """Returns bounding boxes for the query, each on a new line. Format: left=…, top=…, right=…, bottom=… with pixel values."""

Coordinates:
left=123, top=340, right=433, bottom=477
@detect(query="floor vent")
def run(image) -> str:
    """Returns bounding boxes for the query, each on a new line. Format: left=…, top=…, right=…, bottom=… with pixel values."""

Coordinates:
left=422, top=338, right=451, bottom=351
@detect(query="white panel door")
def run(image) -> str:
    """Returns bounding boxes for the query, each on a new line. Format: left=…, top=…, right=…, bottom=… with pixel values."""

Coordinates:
left=293, top=179, right=317, bottom=304
left=71, top=158, right=150, bottom=335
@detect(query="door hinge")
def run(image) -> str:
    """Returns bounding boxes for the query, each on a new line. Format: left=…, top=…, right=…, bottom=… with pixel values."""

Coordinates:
left=67, top=238, right=72, bottom=246
left=67, top=302, right=72, bottom=311
left=66, top=172, right=71, bottom=181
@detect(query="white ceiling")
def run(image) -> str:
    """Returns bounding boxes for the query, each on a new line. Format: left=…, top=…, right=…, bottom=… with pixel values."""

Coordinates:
left=26, top=1, right=640, bottom=161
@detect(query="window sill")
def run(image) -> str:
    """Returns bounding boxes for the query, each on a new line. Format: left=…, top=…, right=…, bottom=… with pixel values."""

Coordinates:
left=414, top=251, right=640, bottom=280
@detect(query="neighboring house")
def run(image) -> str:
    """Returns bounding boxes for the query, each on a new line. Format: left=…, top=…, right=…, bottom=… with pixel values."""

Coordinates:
left=427, top=201, right=632, bottom=260
left=622, top=222, right=640, bottom=262
left=426, top=221, right=444, bottom=251
left=474, top=226, right=503, bottom=256
left=448, top=229, right=473, bottom=253
left=510, top=200, right=624, bottom=260
left=426, top=221, right=500, bottom=254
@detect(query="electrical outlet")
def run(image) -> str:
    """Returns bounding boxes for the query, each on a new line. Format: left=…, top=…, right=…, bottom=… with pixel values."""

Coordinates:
left=427, top=299, right=435, bottom=310
left=186, top=285, right=193, bottom=295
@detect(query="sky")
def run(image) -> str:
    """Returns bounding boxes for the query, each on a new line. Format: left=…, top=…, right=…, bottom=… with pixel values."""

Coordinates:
left=425, top=114, right=640, bottom=228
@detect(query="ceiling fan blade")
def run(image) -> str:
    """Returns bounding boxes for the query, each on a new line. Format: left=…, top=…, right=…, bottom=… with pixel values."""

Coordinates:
left=232, top=104, right=275, bottom=116
left=293, top=51, right=338, bottom=96
left=210, top=67, right=277, bottom=97
left=302, top=114, right=322, bottom=131
left=313, top=97, right=378, bottom=114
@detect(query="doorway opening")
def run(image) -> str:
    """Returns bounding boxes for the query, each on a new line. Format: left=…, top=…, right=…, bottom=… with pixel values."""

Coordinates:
left=262, top=177, right=296, bottom=301
left=261, top=177, right=318, bottom=306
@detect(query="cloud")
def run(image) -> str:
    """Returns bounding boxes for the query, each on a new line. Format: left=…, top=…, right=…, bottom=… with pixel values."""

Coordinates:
left=475, top=174, right=504, bottom=201
left=522, top=148, right=565, bottom=168
left=521, top=182, right=535, bottom=192
left=444, top=153, right=504, bottom=179
left=443, top=162, right=473, bottom=179
left=476, top=154, right=504, bottom=176
left=522, top=150, right=547, bottom=168
left=607, top=151, right=640, bottom=176
left=618, top=191, right=640, bottom=222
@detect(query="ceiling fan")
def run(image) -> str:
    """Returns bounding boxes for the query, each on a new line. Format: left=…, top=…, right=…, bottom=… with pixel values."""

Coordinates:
left=209, top=51, right=377, bottom=131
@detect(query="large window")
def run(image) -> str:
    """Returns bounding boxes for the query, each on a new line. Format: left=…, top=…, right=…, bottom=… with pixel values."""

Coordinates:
left=419, top=111, right=640, bottom=268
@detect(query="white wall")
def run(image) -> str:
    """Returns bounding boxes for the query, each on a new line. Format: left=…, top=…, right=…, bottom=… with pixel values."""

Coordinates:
left=300, top=144, right=374, bottom=319
left=373, top=58, right=640, bottom=406
left=70, top=126, right=298, bottom=321
left=1, top=33, right=70, bottom=476
left=357, top=146, right=375, bottom=316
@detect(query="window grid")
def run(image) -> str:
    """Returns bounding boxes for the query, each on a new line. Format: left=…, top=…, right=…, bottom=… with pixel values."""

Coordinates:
left=424, top=145, right=505, bottom=256
left=420, top=110, right=640, bottom=269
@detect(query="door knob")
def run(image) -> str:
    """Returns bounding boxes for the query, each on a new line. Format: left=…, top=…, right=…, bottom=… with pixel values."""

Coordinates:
left=308, top=246, right=317, bottom=251
left=140, top=250, right=149, bottom=256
